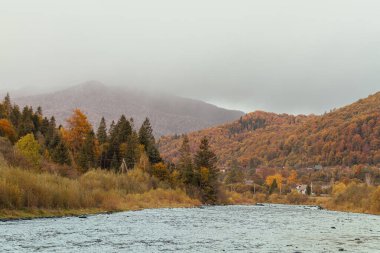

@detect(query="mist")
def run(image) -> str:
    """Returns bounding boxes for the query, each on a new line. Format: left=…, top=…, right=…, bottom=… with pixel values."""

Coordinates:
left=1, top=0, right=380, bottom=114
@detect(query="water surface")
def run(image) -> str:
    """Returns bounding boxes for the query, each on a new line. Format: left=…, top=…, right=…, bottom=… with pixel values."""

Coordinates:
left=1, top=204, right=379, bottom=252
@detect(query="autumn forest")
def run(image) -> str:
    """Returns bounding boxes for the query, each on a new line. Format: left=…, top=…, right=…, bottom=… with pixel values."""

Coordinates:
left=1, top=92, right=380, bottom=218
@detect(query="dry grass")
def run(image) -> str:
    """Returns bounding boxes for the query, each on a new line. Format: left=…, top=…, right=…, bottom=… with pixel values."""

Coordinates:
left=0, top=163, right=200, bottom=219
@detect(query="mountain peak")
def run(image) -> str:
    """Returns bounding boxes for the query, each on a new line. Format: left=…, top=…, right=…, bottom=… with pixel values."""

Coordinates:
left=75, top=80, right=107, bottom=90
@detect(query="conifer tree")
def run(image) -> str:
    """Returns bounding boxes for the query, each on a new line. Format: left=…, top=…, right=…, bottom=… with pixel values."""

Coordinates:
left=77, top=130, right=96, bottom=171
left=115, top=115, right=132, bottom=143
left=51, top=140, right=71, bottom=165
left=269, top=179, right=278, bottom=194
left=139, top=118, right=162, bottom=164
left=125, top=131, right=139, bottom=169
left=178, top=135, right=194, bottom=185
left=97, top=117, right=108, bottom=144
left=194, top=136, right=219, bottom=204
left=3, top=93, right=12, bottom=119
left=110, top=152, right=119, bottom=170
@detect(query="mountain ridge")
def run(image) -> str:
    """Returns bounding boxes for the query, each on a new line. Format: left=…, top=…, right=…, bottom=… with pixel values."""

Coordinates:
left=159, top=91, right=380, bottom=168
left=13, top=81, right=244, bottom=136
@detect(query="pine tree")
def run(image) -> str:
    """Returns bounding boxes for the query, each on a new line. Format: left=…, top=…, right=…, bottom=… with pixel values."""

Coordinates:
left=125, top=131, right=139, bottom=169
left=115, top=115, right=132, bottom=143
left=139, top=118, right=162, bottom=164
left=51, top=140, right=71, bottom=165
left=269, top=179, right=278, bottom=194
left=3, top=93, right=12, bottom=119
left=18, top=106, right=35, bottom=137
left=110, top=152, right=119, bottom=170
left=97, top=117, right=108, bottom=144
left=306, top=184, right=312, bottom=195
left=178, top=135, right=194, bottom=185
left=77, top=130, right=96, bottom=171
left=194, top=136, right=219, bottom=204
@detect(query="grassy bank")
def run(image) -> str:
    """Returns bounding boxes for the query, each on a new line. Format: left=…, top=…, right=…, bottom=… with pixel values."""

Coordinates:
left=228, top=182, right=380, bottom=214
left=0, top=164, right=201, bottom=220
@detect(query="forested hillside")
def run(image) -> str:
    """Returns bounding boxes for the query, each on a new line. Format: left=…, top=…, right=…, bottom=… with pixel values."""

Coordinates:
left=159, top=92, right=380, bottom=168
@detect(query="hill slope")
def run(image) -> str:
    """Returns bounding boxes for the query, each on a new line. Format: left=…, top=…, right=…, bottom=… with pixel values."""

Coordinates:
left=159, top=92, right=380, bottom=168
left=14, top=81, right=244, bottom=136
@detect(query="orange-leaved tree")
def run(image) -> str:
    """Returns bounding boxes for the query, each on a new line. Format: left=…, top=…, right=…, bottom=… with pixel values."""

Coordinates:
left=0, top=119, right=16, bottom=142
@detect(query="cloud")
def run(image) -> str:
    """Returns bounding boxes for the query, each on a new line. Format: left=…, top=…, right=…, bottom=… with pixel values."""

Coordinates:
left=1, top=0, right=379, bottom=114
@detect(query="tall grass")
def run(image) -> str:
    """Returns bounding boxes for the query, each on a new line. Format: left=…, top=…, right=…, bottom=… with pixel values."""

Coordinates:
left=0, top=163, right=200, bottom=213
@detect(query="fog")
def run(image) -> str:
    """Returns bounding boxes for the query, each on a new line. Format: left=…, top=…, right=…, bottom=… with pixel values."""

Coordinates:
left=1, top=0, right=380, bottom=114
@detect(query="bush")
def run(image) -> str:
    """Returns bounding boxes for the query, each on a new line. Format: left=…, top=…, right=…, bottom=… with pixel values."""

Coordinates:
left=286, top=190, right=308, bottom=204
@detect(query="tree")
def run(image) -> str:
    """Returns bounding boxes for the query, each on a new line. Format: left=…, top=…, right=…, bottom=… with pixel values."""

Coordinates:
left=51, top=140, right=71, bottom=165
left=178, top=135, right=194, bottom=185
left=194, top=136, right=219, bottom=204
left=18, top=106, right=35, bottom=137
left=125, top=131, right=140, bottom=169
left=15, top=133, right=41, bottom=168
left=63, top=109, right=92, bottom=154
left=306, top=184, right=312, bottom=195
left=269, top=179, right=278, bottom=194
left=139, top=118, right=162, bottom=164
left=115, top=115, right=132, bottom=143
left=266, top=174, right=283, bottom=193
left=97, top=117, right=108, bottom=144
left=110, top=152, right=119, bottom=170
left=62, top=109, right=94, bottom=170
left=287, top=170, right=298, bottom=185
left=225, top=160, right=244, bottom=184
left=0, top=119, right=16, bottom=142
left=77, top=130, right=97, bottom=171
left=2, top=93, right=12, bottom=119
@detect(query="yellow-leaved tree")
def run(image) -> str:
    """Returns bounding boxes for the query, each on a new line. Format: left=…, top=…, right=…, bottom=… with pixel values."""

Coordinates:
left=15, top=133, right=41, bottom=168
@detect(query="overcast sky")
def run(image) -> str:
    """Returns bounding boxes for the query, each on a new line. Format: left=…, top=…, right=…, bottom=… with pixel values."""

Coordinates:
left=1, top=0, right=380, bottom=114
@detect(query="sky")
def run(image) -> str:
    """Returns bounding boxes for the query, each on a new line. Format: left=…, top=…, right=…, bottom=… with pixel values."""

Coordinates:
left=1, top=0, right=380, bottom=114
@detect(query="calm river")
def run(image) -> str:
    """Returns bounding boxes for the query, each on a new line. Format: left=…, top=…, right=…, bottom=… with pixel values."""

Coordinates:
left=1, top=204, right=379, bottom=252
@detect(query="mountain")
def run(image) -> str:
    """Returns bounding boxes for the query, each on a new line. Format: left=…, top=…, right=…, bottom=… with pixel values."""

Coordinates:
left=159, top=92, right=380, bottom=168
left=13, top=81, right=244, bottom=136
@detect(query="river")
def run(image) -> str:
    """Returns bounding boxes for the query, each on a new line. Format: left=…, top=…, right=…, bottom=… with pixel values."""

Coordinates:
left=1, top=204, right=379, bottom=252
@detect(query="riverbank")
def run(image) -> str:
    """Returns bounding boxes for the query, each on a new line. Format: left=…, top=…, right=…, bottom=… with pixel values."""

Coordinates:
left=0, top=201, right=201, bottom=221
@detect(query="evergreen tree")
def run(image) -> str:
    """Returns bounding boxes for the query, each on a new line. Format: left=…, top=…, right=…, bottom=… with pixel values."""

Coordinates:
left=194, top=136, right=219, bottom=204
left=110, top=152, right=119, bottom=170
left=225, top=160, right=244, bottom=184
left=269, top=179, right=278, bottom=194
left=97, top=117, right=108, bottom=144
left=77, top=130, right=96, bottom=171
left=116, top=115, right=132, bottom=143
left=178, top=135, right=194, bottom=185
left=18, top=106, right=35, bottom=137
left=9, top=105, right=21, bottom=135
left=125, top=131, right=139, bottom=169
left=306, top=184, right=312, bottom=195
left=139, top=118, right=162, bottom=164
left=51, top=140, right=71, bottom=165
left=3, top=93, right=12, bottom=119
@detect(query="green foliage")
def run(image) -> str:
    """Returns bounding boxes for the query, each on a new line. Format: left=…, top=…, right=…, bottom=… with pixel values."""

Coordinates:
left=306, top=184, right=312, bottom=195
left=15, top=134, right=41, bottom=168
left=97, top=117, right=108, bottom=144
left=269, top=179, right=278, bottom=194
left=139, top=118, right=162, bottom=164
left=225, top=161, right=244, bottom=184
left=194, top=137, right=219, bottom=204
left=125, top=131, right=140, bottom=169
left=51, top=140, right=71, bottom=165
left=178, top=135, right=194, bottom=185
left=77, top=131, right=96, bottom=171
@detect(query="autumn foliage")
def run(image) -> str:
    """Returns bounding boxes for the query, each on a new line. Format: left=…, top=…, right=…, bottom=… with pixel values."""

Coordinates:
left=159, top=92, right=380, bottom=168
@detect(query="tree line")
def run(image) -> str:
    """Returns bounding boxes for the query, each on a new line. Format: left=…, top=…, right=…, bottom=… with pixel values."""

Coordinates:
left=0, top=94, right=221, bottom=204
